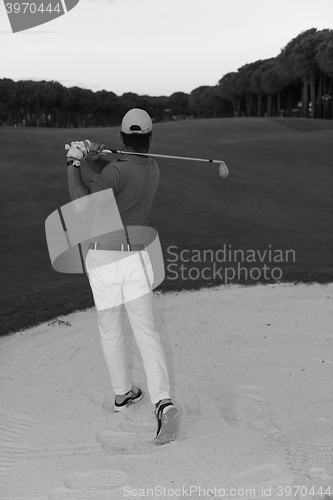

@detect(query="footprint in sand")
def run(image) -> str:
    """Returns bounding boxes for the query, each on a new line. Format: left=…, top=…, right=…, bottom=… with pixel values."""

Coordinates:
left=95, top=402, right=172, bottom=454
left=265, top=408, right=301, bottom=442
left=96, top=429, right=156, bottom=454
left=49, top=468, right=132, bottom=499
left=119, top=419, right=155, bottom=433
left=225, top=464, right=294, bottom=499
left=198, top=383, right=263, bottom=427
left=123, top=404, right=154, bottom=424
left=185, top=366, right=266, bottom=426
left=247, top=415, right=273, bottom=432
left=62, top=469, right=130, bottom=490
left=81, top=387, right=111, bottom=406
left=81, top=392, right=158, bottom=454
left=175, top=374, right=201, bottom=416
left=285, top=440, right=333, bottom=489
left=198, top=392, right=222, bottom=420
left=119, top=405, right=156, bottom=433
left=230, top=387, right=277, bottom=434
left=174, top=364, right=224, bottom=419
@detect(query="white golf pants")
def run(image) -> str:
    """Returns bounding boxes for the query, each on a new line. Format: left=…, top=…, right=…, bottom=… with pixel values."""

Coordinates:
left=85, top=249, right=170, bottom=404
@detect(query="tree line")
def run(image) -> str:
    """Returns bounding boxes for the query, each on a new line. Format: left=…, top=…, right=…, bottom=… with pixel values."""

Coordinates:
left=0, top=28, right=332, bottom=127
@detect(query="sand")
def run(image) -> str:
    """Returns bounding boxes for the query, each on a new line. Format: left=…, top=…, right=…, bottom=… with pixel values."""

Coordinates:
left=0, top=283, right=332, bottom=500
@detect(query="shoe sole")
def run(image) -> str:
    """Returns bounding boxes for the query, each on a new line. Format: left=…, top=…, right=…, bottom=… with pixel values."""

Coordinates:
left=114, top=392, right=143, bottom=412
left=155, top=406, right=180, bottom=445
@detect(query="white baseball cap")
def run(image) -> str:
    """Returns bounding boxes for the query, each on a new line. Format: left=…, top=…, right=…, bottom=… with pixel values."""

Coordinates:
left=121, top=108, right=153, bottom=134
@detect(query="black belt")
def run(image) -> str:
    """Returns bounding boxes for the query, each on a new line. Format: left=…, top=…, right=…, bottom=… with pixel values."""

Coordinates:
left=89, top=243, right=146, bottom=251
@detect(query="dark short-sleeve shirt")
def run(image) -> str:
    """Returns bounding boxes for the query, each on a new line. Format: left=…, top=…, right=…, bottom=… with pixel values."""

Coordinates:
left=88, top=154, right=159, bottom=243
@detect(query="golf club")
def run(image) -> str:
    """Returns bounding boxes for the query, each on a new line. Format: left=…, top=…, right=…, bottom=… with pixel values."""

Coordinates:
left=64, top=144, right=229, bottom=177
left=102, top=148, right=229, bottom=178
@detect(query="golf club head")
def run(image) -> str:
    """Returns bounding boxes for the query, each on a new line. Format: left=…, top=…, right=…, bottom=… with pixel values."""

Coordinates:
left=219, top=161, right=229, bottom=177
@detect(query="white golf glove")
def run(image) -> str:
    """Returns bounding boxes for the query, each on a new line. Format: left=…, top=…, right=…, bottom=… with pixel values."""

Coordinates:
left=66, top=140, right=91, bottom=162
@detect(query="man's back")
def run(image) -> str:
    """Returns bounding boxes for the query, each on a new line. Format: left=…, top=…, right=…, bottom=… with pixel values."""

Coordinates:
left=89, top=155, right=159, bottom=242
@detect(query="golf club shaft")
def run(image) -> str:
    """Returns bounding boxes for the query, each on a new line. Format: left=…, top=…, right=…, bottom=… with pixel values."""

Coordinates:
left=64, top=143, right=228, bottom=176
left=102, top=148, right=225, bottom=165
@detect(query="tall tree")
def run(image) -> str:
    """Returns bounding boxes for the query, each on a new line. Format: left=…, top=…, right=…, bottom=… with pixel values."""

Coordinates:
left=168, top=92, right=189, bottom=117
left=200, top=86, right=232, bottom=117
left=260, top=59, right=297, bottom=116
left=16, top=80, right=41, bottom=125
left=250, top=60, right=272, bottom=117
left=49, top=81, right=71, bottom=127
left=149, top=95, right=169, bottom=121
left=316, top=29, right=333, bottom=119
left=237, top=60, right=264, bottom=116
left=0, top=78, right=18, bottom=125
left=218, top=72, right=243, bottom=117
left=279, top=28, right=327, bottom=118
left=189, top=86, right=211, bottom=117
left=95, top=90, right=119, bottom=126
left=36, top=81, right=57, bottom=126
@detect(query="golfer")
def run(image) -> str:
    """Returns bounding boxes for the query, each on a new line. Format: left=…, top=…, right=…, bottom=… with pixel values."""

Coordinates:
left=66, top=109, right=179, bottom=445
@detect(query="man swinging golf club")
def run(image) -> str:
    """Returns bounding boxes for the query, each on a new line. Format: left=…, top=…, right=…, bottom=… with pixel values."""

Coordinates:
left=66, top=108, right=179, bottom=445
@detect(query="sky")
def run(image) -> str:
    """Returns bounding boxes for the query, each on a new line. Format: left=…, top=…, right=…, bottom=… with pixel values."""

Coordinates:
left=0, top=0, right=332, bottom=97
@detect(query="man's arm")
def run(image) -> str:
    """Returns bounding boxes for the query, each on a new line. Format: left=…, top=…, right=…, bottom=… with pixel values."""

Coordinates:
left=85, top=156, right=110, bottom=175
left=68, top=165, right=89, bottom=202
left=80, top=156, right=110, bottom=187
left=68, top=165, right=112, bottom=214
left=67, top=141, right=108, bottom=201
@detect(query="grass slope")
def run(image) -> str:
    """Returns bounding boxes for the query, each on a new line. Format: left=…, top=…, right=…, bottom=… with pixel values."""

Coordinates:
left=1, top=118, right=333, bottom=336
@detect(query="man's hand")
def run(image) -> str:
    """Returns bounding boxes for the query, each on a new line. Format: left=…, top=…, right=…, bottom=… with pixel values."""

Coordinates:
left=66, top=140, right=91, bottom=162
left=88, top=142, right=106, bottom=161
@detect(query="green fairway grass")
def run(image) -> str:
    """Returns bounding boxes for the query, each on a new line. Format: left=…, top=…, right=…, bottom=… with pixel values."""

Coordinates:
left=1, top=117, right=333, bottom=336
